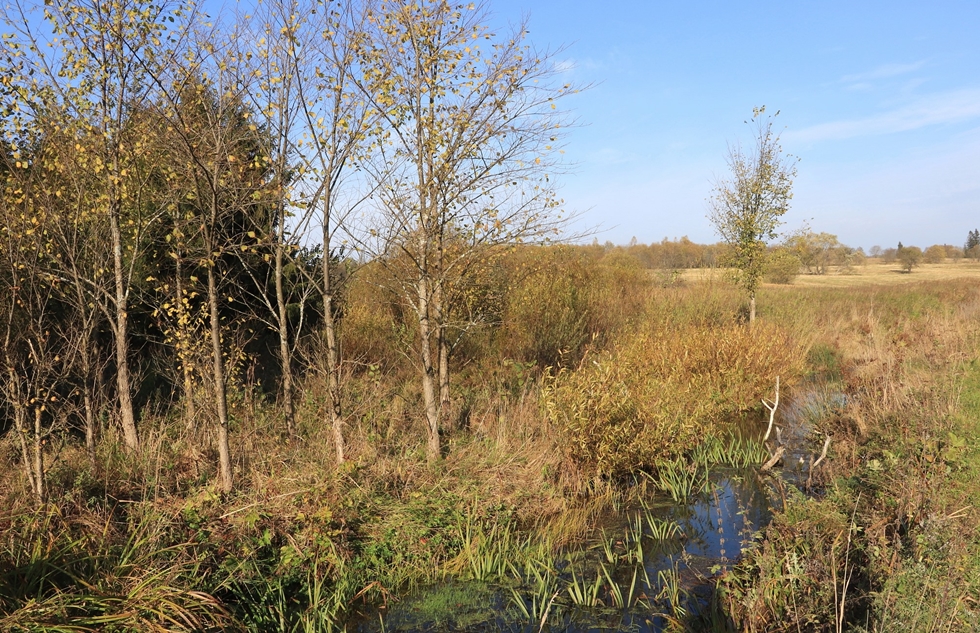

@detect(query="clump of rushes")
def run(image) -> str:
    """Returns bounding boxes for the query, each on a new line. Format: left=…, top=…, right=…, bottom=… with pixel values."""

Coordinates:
left=0, top=507, right=232, bottom=632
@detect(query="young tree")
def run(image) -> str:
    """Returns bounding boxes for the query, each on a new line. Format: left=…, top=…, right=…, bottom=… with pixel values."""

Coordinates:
left=0, top=126, right=93, bottom=503
left=359, top=0, right=574, bottom=463
left=231, top=1, right=306, bottom=437
left=238, top=0, right=375, bottom=457
left=709, top=107, right=797, bottom=322
left=152, top=36, right=275, bottom=493
left=897, top=244, right=922, bottom=273
left=0, top=137, right=57, bottom=503
left=32, top=121, right=113, bottom=467
left=295, top=0, right=377, bottom=462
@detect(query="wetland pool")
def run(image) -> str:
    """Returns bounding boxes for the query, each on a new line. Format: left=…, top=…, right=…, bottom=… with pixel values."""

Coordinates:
left=352, top=469, right=772, bottom=633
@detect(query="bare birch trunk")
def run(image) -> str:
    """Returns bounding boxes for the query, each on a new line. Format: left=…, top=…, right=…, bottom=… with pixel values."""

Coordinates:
left=83, top=388, right=96, bottom=467
left=182, top=363, right=197, bottom=432
left=109, top=201, right=139, bottom=451
left=79, top=343, right=97, bottom=468
left=418, top=276, right=440, bottom=464
left=32, top=407, right=45, bottom=504
left=438, top=326, right=450, bottom=410
left=749, top=293, right=756, bottom=324
left=434, top=274, right=450, bottom=411
left=175, top=257, right=197, bottom=431
left=13, top=405, right=37, bottom=499
left=323, top=305, right=344, bottom=463
left=207, top=265, right=233, bottom=493
left=320, top=195, right=345, bottom=463
left=275, top=242, right=296, bottom=436
left=322, top=274, right=344, bottom=463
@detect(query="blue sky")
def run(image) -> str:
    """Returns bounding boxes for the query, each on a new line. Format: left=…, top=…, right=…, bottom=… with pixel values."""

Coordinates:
left=489, top=0, right=980, bottom=250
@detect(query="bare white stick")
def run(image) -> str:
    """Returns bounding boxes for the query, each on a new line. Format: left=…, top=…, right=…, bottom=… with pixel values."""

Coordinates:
left=812, top=434, right=832, bottom=469
left=539, top=589, right=560, bottom=633
left=761, top=445, right=785, bottom=472
left=762, top=376, right=780, bottom=442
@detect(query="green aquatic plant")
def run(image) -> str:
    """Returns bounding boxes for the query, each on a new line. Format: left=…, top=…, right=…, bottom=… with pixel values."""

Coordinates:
left=652, top=458, right=708, bottom=502
left=452, top=514, right=528, bottom=582
left=598, top=527, right=618, bottom=564
left=656, top=565, right=688, bottom=619
left=645, top=515, right=681, bottom=542
left=694, top=433, right=770, bottom=469
left=600, top=562, right=640, bottom=609
left=566, top=567, right=603, bottom=607
left=510, top=556, right=562, bottom=628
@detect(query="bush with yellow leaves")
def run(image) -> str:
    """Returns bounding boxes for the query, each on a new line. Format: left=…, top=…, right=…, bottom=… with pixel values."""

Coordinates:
left=543, top=320, right=803, bottom=476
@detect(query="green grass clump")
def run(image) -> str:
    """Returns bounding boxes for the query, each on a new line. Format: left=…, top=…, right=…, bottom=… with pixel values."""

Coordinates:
left=0, top=508, right=232, bottom=632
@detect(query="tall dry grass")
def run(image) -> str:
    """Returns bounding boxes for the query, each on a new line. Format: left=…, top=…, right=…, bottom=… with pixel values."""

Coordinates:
left=726, top=279, right=980, bottom=631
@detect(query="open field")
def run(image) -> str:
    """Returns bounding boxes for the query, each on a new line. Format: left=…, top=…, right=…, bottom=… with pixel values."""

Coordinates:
left=678, top=259, right=980, bottom=287
left=791, top=259, right=980, bottom=287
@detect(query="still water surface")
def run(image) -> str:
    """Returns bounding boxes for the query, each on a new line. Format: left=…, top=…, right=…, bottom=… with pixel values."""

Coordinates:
left=355, top=470, right=771, bottom=632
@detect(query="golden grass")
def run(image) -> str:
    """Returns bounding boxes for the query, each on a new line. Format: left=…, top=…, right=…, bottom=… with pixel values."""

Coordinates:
left=791, top=259, right=980, bottom=287
left=725, top=278, right=980, bottom=631
left=675, top=259, right=980, bottom=288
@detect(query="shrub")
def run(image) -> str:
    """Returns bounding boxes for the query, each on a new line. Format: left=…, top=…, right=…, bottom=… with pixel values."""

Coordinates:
left=764, top=247, right=801, bottom=284
left=923, top=244, right=947, bottom=264
left=898, top=245, right=922, bottom=272
left=497, top=247, right=650, bottom=368
left=542, top=320, right=803, bottom=476
left=844, top=248, right=866, bottom=270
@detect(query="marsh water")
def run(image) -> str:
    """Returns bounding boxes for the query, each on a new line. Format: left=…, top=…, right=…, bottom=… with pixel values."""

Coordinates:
left=352, top=386, right=842, bottom=632
left=351, top=470, right=770, bottom=632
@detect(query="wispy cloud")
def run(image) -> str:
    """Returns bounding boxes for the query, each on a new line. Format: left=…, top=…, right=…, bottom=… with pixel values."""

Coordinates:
left=841, top=61, right=926, bottom=84
left=588, top=147, right=642, bottom=166
left=787, top=89, right=980, bottom=143
left=553, top=58, right=577, bottom=74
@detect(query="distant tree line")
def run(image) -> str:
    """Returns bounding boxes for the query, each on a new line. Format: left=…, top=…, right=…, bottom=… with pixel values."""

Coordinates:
left=602, top=227, right=978, bottom=288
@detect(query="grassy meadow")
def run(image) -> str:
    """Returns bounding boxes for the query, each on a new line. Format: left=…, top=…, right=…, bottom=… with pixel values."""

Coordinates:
left=681, top=258, right=980, bottom=287
left=2, top=247, right=979, bottom=632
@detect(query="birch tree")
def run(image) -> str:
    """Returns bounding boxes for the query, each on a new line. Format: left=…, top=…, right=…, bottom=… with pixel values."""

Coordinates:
left=709, top=106, right=797, bottom=323
left=285, top=0, right=375, bottom=461
left=0, top=128, right=75, bottom=504
left=0, top=0, right=189, bottom=451
left=359, top=0, right=573, bottom=463
left=32, top=122, right=111, bottom=467
left=152, top=28, right=276, bottom=492
left=230, top=2, right=306, bottom=437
